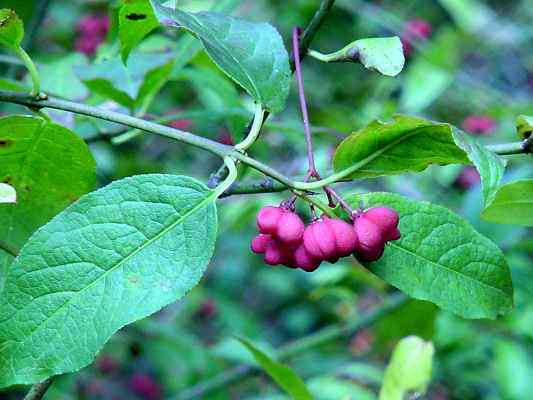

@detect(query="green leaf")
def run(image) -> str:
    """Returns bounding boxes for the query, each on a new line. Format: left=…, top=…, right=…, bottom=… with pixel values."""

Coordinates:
left=452, top=128, right=507, bottom=207
left=333, top=115, right=469, bottom=179
left=0, top=183, right=16, bottom=204
left=169, top=0, right=242, bottom=75
left=318, top=37, right=404, bottom=77
left=0, top=115, right=96, bottom=253
left=481, top=179, right=533, bottom=226
left=150, top=0, right=291, bottom=112
left=516, top=115, right=533, bottom=140
left=379, top=336, right=434, bottom=400
left=0, top=9, right=23, bottom=51
left=0, top=174, right=218, bottom=387
left=236, top=337, right=313, bottom=400
left=333, top=115, right=504, bottom=208
left=346, top=192, right=513, bottom=319
left=119, top=0, right=160, bottom=64
left=352, top=37, right=404, bottom=77
left=75, top=49, right=174, bottom=109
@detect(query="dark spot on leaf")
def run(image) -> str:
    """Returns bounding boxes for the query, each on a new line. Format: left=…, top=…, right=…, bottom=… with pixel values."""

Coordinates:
left=126, top=13, right=147, bottom=21
left=2, top=176, right=12, bottom=184
left=0, top=139, right=13, bottom=147
left=23, top=185, right=32, bottom=192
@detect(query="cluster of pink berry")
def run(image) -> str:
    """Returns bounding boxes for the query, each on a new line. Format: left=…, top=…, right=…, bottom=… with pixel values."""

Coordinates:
left=251, top=205, right=400, bottom=272
left=75, top=15, right=110, bottom=56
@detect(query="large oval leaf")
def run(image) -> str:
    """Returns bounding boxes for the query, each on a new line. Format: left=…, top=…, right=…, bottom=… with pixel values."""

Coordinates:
left=481, top=179, right=533, bottom=226
left=347, top=192, right=513, bottom=319
left=333, top=115, right=506, bottom=208
left=149, top=0, right=291, bottom=112
left=333, top=115, right=469, bottom=179
left=0, top=174, right=217, bottom=387
left=0, top=115, right=96, bottom=254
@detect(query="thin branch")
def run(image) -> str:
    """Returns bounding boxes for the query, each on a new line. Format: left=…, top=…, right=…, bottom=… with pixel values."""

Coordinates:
left=23, top=377, right=54, bottom=400
left=219, top=178, right=288, bottom=198
left=293, top=27, right=318, bottom=177
left=0, top=91, right=231, bottom=158
left=292, top=26, right=353, bottom=213
left=0, top=91, right=528, bottom=195
left=486, top=140, right=533, bottom=155
left=172, top=293, right=407, bottom=400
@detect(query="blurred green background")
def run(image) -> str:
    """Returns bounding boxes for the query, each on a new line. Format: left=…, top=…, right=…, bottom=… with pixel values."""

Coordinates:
left=1, top=0, right=532, bottom=399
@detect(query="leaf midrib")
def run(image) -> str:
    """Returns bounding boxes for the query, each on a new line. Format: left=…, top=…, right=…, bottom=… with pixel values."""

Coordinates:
left=4, top=187, right=216, bottom=346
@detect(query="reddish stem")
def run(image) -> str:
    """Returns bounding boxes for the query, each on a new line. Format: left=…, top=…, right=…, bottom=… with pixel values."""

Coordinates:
left=324, top=187, right=355, bottom=217
left=293, top=27, right=318, bottom=178
left=292, top=27, right=354, bottom=217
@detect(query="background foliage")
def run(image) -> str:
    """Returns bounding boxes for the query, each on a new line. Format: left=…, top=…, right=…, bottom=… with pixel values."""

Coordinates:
left=0, top=0, right=532, bottom=399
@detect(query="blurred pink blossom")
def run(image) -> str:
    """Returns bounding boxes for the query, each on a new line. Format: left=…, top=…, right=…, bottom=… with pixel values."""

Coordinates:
left=75, top=15, right=110, bottom=56
left=96, top=355, right=119, bottom=375
left=128, top=373, right=162, bottom=400
left=461, top=115, right=497, bottom=135
left=168, top=119, right=193, bottom=131
left=217, top=130, right=234, bottom=146
left=456, top=166, right=480, bottom=189
left=401, top=19, right=432, bottom=57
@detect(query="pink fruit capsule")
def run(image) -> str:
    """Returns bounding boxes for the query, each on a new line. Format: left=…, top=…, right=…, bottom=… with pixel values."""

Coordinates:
left=364, top=207, right=399, bottom=237
left=251, top=234, right=271, bottom=254
left=256, top=206, right=284, bottom=234
left=384, top=227, right=401, bottom=241
left=264, top=239, right=293, bottom=266
left=294, top=244, right=321, bottom=272
left=354, top=214, right=384, bottom=254
left=276, top=211, right=305, bottom=244
left=358, top=242, right=385, bottom=262
left=303, top=218, right=337, bottom=260
left=328, top=218, right=357, bottom=257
